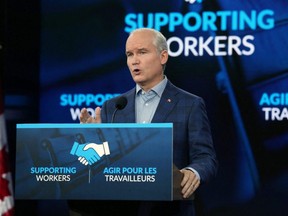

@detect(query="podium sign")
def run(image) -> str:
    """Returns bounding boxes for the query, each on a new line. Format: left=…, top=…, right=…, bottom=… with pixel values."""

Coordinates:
left=15, top=123, right=173, bottom=201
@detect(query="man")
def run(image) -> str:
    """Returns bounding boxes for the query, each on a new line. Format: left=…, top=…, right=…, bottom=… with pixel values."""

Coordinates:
left=74, top=28, right=217, bottom=216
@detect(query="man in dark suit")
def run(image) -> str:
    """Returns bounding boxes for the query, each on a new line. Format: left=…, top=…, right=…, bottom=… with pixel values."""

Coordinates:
left=75, top=28, right=218, bottom=216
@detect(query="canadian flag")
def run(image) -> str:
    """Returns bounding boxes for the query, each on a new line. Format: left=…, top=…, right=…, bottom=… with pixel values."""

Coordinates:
left=0, top=88, right=14, bottom=216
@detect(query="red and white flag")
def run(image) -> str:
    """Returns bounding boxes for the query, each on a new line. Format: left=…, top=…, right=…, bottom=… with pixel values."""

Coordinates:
left=0, top=88, right=14, bottom=216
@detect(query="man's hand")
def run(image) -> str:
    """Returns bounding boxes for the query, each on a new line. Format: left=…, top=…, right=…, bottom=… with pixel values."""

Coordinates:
left=79, top=107, right=102, bottom=123
left=180, top=169, right=200, bottom=199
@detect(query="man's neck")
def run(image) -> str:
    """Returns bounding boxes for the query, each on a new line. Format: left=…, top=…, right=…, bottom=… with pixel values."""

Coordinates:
left=138, top=75, right=165, bottom=92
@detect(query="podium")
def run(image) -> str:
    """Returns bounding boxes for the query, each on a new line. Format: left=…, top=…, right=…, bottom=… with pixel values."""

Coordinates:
left=15, top=123, right=186, bottom=201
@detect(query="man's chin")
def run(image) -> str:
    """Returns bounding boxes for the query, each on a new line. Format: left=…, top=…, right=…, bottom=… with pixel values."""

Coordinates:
left=133, top=77, right=144, bottom=84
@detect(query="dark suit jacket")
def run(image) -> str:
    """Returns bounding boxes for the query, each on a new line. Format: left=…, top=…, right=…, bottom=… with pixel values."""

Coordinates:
left=98, top=80, right=218, bottom=216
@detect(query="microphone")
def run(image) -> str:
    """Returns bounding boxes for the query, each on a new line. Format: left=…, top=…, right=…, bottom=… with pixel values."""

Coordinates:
left=111, top=96, right=128, bottom=123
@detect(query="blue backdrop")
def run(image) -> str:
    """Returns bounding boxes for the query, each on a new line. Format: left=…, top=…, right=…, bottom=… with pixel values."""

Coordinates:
left=38, top=0, right=288, bottom=215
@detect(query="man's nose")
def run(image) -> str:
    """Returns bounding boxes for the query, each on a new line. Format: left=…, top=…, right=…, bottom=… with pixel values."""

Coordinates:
left=131, top=56, right=140, bottom=65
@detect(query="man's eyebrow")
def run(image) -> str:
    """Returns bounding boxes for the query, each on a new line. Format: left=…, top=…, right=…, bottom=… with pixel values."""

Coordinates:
left=138, top=48, right=149, bottom=52
left=126, top=48, right=148, bottom=53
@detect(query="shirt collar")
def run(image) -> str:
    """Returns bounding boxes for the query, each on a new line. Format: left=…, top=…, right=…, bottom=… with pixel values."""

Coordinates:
left=136, top=76, right=167, bottom=97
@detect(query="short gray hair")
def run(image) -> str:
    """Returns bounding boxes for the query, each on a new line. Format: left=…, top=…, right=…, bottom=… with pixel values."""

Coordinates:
left=130, top=28, right=168, bottom=54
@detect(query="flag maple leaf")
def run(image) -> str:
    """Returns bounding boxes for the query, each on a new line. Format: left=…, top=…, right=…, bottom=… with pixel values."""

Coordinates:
left=0, top=85, right=14, bottom=215
left=0, top=146, right=14, bottom=216
left=0, top=146, right=12, bottom=200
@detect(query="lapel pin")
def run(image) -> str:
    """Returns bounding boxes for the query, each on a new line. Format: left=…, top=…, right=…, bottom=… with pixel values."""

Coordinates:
left=167, top=98, right=171, bottom=103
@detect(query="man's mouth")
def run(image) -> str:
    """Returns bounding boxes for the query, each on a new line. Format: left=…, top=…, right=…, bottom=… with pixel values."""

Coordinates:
left=133, top=69, right=140, bottom=73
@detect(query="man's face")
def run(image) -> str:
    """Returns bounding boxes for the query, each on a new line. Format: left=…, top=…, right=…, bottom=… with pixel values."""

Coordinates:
left=125, top=30, right=168, bottom=91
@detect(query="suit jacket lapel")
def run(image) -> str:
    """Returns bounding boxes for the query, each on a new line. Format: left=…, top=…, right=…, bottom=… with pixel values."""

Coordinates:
left=121, top=88, right=136, bottom=123
left=152, top=81, right=179, bottom=123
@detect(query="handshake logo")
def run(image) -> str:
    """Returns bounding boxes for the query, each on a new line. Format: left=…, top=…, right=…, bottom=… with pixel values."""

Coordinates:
left=185, top=0, right=202, bottom=4
left=70, top=141, right=110, bottom=166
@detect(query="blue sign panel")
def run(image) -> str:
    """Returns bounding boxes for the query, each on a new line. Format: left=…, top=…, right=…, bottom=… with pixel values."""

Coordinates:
left=15, top=123, right=173, bottom=200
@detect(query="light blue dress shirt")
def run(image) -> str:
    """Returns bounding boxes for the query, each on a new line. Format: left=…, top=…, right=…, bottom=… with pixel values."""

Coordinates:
left=135, top=76, right=167, bottom=123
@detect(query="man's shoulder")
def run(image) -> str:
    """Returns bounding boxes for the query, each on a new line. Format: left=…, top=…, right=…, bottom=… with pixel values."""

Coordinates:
left=166, top=81, right=202, bottom=101
left=108, top=88, right=135, bottom=103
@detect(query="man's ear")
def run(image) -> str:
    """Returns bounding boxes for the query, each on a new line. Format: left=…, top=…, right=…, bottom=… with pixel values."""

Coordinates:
left=160, top=50, right=169, bottom=65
